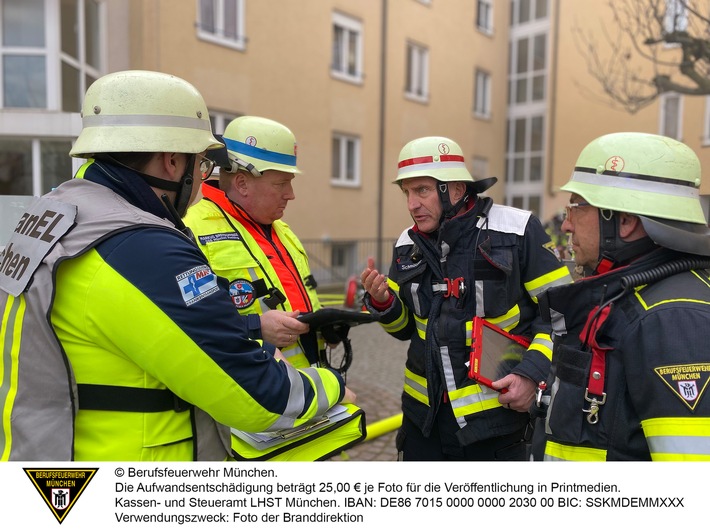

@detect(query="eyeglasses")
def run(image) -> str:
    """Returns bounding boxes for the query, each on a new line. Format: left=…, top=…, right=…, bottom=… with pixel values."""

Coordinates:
left=564, top=201, right=592, bottom=221
left=197, top=155, right=216, bottom=181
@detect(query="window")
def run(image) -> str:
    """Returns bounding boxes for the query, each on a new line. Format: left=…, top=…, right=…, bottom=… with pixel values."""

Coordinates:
left=331, top=12, right=363, bottom=83
left=1, top=0, right=101, bottom=198
left=330, top=241, right=357, bottom=280
left=197, top=0, right=245, bottom=50
left=474, top=69, right=491, bottom=118
left=405, top=42, right=429, bottom=101
left=209, top=111, right=239, bottom=135
left=331, top=133, right=360, bottom=187
left=476, top=0, right=493, bottom=34
left=0, top=138, right=73, bottom=196
left=510, top=33, right=547, bottom=104
left=664, top=0, right=688, bottom=34
left=504, top=115, right=545, bottom=208
left=660, top=93, right=682, bottom=140
left=510, top=0, right=548, bottom=26
left=1, top=0, right=103, bottom=111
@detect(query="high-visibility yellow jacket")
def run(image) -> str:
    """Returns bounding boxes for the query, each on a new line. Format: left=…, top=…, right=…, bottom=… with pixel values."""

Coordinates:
left=0, top=161, right=344, bottom=461
left=184, top=181, right=323, bottom=369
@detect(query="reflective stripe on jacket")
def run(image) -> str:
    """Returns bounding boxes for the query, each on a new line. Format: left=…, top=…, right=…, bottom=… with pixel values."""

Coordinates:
left=184, top=182, right=322, bottom=368
left=365, top=197, right=572, bottom=446
left=0, top=163, right=344, bottom=461
left=536, top=248, right=710, bottom=461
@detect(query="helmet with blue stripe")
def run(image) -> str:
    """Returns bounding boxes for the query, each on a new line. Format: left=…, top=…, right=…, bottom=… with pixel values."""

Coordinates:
left=220, top=116, right=301, bottom=175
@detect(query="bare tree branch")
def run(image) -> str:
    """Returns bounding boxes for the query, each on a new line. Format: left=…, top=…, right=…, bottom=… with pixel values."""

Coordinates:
left=573, top=0, right=710, bottom=113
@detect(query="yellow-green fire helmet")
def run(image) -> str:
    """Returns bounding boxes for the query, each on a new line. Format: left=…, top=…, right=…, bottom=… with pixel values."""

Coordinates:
left=561, top=132, right=706, bottom=224
left=395, top=136, right=474, bottom=184
left=70, top=70, right=222, bottom=158
left=221, top=116, right=301, bottom=175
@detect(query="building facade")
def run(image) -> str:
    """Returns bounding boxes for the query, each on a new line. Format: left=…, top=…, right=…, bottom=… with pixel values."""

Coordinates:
left=1, top=0, right=709, bottom=281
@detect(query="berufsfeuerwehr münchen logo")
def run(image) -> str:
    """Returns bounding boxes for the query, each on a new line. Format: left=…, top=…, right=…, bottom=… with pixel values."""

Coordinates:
left=24, top=468, right=98, bottom=524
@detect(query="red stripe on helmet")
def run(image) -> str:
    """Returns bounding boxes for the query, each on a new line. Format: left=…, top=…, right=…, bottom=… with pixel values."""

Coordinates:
left=398, top=156, right=434, bottom=168
left=398, top=154, right=465, bottom=169
left=440, top=154, right=465, bottom=163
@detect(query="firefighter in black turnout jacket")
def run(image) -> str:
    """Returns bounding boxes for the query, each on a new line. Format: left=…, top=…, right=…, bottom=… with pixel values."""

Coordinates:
left=361, top=136, right=572, bottom=460
left=534, top=132, right=710, bottom=461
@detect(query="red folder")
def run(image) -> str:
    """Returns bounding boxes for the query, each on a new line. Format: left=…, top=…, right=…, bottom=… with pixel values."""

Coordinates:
left=467, top=317, right=530, bottom=393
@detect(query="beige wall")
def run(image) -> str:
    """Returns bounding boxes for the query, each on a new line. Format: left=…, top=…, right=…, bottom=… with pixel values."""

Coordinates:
left=119, top=0, right=508, bottom=260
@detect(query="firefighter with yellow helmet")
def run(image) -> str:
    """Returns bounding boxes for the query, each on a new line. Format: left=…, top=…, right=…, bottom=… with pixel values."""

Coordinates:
left=0, top=71, right=353, bottom=461
left=533, top=132, right=710, bottom=461
left=360, top=136, right=572, bottom=460
left=184, top=115, right=324, bottom=369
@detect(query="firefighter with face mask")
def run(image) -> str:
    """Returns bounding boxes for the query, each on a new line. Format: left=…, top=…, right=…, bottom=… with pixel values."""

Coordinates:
left=184, top=116, right=322, bottom=369
left=0, top=71, right=353, bottom=461
left=533, top=132, right=710, bottom=461
left=360, top=136, right=572, bottom=460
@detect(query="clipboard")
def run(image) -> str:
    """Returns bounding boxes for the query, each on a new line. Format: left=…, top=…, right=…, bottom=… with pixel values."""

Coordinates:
left=231, top=405, right=353, bottom=450
left=467, top=317, right=530, bottom=393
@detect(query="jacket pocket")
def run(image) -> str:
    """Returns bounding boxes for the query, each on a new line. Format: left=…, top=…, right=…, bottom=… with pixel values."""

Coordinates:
left=545, top=343, right=592, bottom=443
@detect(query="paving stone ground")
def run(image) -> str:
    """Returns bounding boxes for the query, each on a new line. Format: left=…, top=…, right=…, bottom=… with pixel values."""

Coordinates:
left=325, top=322, right=408, bottom=462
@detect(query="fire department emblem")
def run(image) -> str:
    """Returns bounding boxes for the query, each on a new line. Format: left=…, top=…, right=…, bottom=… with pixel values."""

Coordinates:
left=654, top=363, right=710, bottom=411
left=438, top=143, right=450, bottom=155
left=604, top=155, right=625, bottom=173
left=24, top=468, right=98, bottom=524
left=245, top=135, right=257, bottom=147
left=229, top=279, right=256, bottom=309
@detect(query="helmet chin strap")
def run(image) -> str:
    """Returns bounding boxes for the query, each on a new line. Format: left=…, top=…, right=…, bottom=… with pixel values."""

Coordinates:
left=593, top=209, right=657, bottom=275
left=436, top=182, right=470, bottom=223
left=126, top=154, right=196, bottom=220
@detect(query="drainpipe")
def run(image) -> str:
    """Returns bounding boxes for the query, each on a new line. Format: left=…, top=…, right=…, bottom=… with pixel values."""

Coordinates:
left=376, top=0, right=388, bottom=272
left=546, top=0, right=560, bottom=201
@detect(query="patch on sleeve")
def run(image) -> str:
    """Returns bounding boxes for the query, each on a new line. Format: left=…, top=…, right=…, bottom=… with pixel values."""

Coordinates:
left=543, top=241, right=561, bottom=260
left=654, top=363, right=710, bottom=411
left=176, top=265, right=220, bottom=306
left=229, top=279, right=256, bottom=309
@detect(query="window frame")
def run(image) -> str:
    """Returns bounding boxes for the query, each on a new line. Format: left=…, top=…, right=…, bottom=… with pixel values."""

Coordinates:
left=331, top=11, right=364, bottom=84
left=0, top=0, right=104, bottom=112
left=659, top=92, right=683, bottom=140
left=405, top=41, right=429, bottom=103
left=196, top=0, right=246, bottom=51
left=473, top=68, right=492, bottom=119
left=702, top=96, right=710, bottom=146
left=331, top=132, right=361, bottom=188
left=476, top=0, right=494, bottom=35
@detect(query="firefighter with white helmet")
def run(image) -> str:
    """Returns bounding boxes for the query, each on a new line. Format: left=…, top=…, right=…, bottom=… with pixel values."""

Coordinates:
left=533, top=132, right=710, bottom=461
left=0, top=71, right=352, bottom=461
left=360, top=135, right=572, bottom=461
